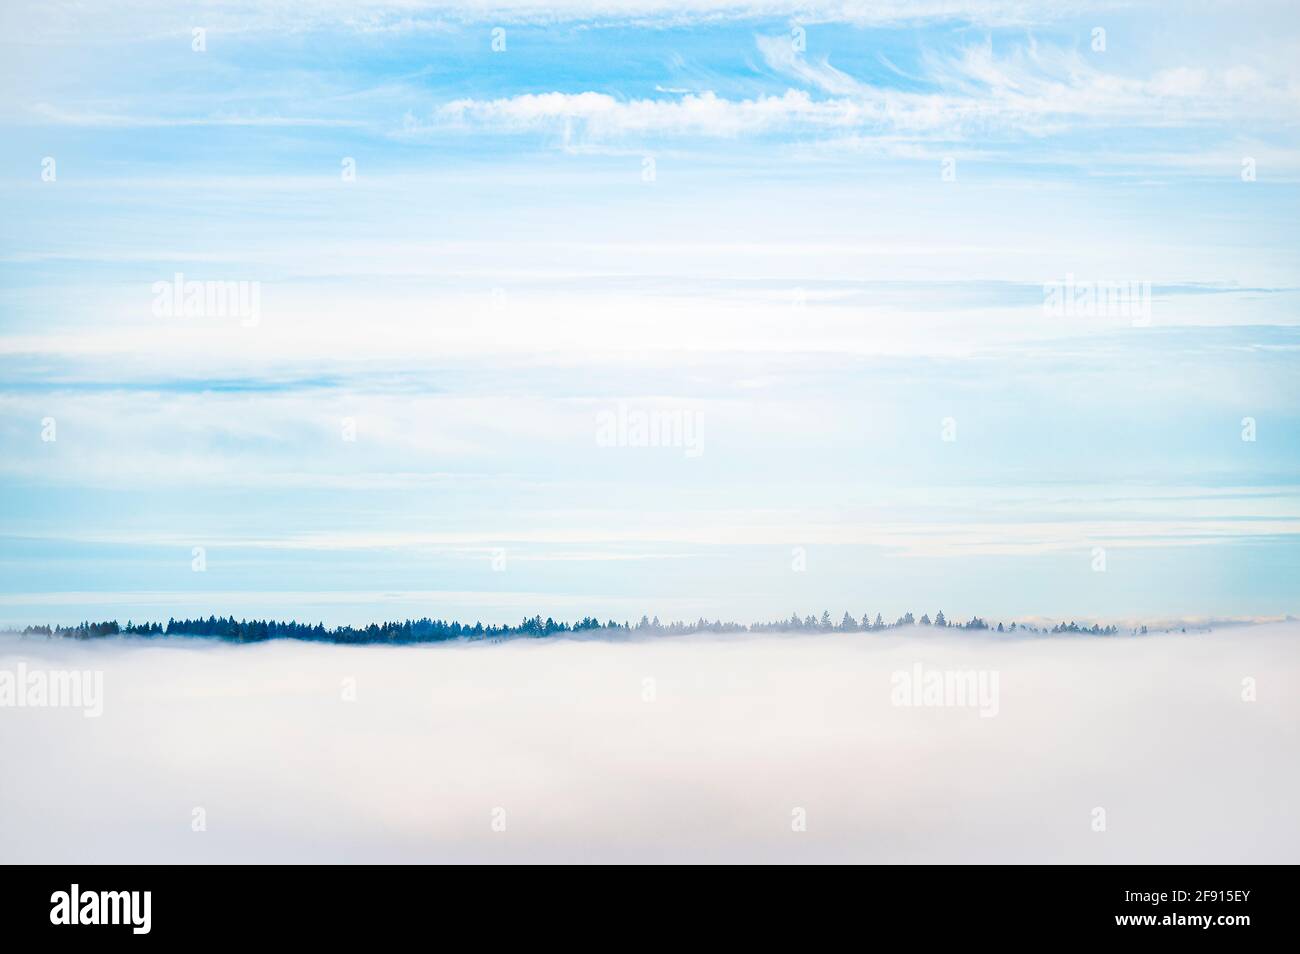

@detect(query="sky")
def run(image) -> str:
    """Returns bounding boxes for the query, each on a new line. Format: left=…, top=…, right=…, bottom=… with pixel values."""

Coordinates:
left=1, top=0, right=1298, bottom=627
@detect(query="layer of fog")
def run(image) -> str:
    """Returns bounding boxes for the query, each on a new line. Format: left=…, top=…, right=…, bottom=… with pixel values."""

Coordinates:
left=2, top=623, right=1296, bottom=863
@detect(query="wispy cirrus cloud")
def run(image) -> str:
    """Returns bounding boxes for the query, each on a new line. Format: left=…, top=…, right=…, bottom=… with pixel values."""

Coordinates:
left=421, top=34, right=1300, bottom=146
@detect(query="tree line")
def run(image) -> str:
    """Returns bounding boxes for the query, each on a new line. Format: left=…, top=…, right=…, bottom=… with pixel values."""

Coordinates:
left=19, top=611, right=1125, bottom=644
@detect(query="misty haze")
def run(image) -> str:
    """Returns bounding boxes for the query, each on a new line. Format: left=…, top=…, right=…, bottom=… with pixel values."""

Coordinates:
left=2, top=623, right=1295, bottom=864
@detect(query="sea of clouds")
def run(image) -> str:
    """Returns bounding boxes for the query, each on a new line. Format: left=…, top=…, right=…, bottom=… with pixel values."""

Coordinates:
left=1, top=623, right=1296, bottom=863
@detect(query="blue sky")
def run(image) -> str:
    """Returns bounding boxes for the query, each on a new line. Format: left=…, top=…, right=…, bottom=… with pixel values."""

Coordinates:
left=1, top=1, right=1298, bottom=627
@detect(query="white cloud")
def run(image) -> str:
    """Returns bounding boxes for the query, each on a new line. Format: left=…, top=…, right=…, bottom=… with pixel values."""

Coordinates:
left=427, top=38, right=1299, bottom=144
left=434, top=89, right=874, bottom=136
left=15, top=510, right=1300, bottom=558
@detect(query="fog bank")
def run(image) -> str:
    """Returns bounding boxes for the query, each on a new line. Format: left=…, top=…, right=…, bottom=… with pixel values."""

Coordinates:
left=1, top=624, right=1296, bottom=863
